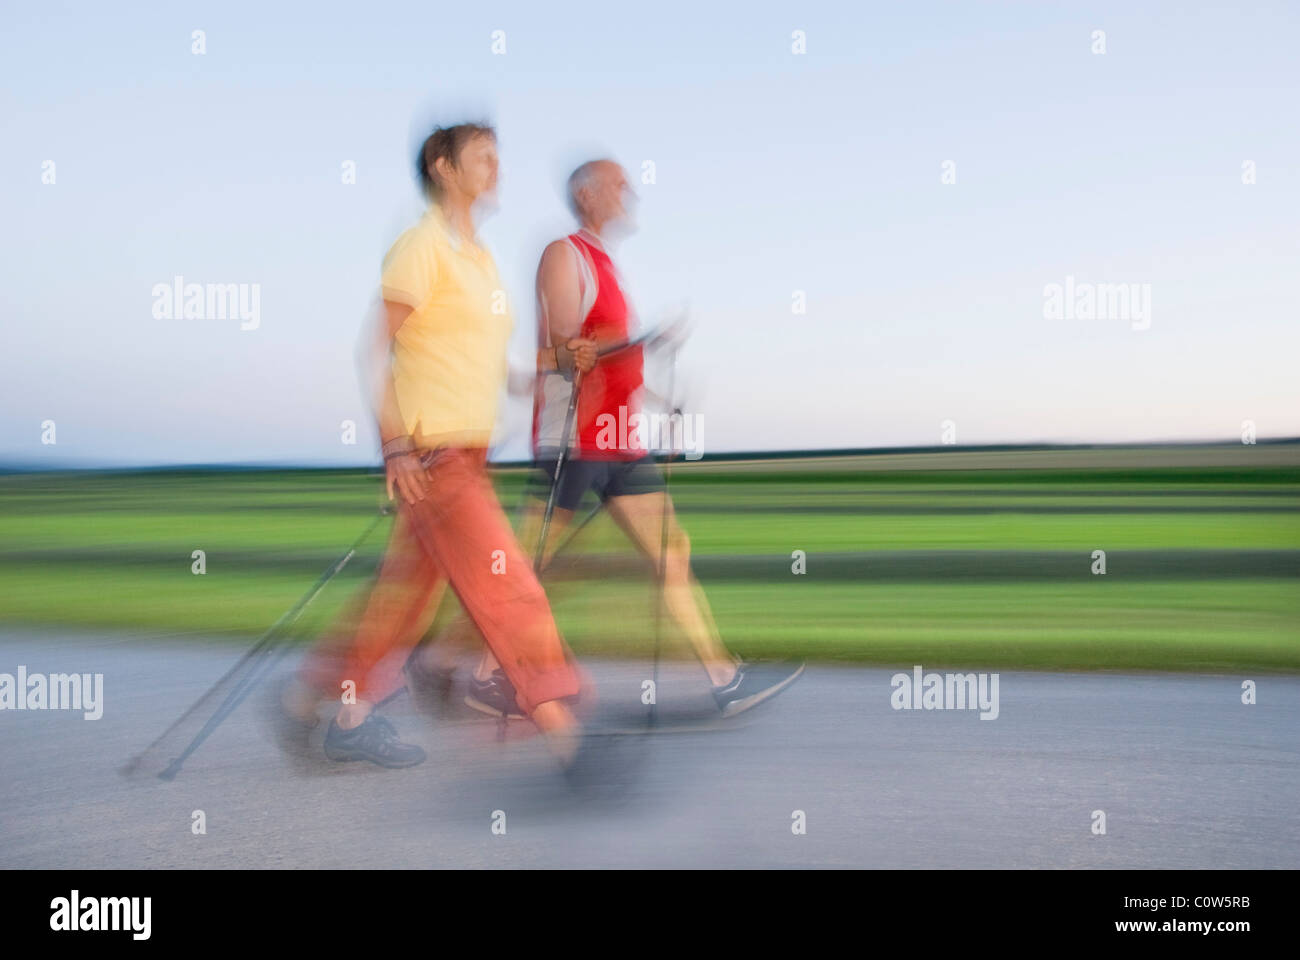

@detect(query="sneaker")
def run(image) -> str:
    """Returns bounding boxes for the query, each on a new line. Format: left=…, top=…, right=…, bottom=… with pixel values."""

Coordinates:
left=711, top=659, right=805, bottom=718
left=464, top=669, right=526, bottom=719
left=323, top=713, right=426, bottom=768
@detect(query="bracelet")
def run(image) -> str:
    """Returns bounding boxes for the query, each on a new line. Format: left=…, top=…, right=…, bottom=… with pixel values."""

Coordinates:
left=381, top=435, right=415, bottom=460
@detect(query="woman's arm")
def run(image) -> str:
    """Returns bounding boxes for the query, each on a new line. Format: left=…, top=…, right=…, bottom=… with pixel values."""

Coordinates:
left=356, top=298, right=429, bottom=504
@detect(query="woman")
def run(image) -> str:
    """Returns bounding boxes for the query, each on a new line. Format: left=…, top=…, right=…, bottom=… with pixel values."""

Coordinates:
left=282, top=123, right=601, bottom=777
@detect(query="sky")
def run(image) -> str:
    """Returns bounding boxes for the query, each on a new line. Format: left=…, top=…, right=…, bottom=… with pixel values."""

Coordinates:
left=3, top=0, right=1298, bottom=467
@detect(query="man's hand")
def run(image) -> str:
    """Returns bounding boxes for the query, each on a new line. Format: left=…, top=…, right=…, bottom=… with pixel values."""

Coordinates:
left=386, top=452, right=429, bottom=504
left=557, top=337, right=597, bottom=375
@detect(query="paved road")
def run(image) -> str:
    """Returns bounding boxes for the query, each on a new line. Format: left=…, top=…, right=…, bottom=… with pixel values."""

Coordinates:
left=0, top=628, right=1296, bottom=868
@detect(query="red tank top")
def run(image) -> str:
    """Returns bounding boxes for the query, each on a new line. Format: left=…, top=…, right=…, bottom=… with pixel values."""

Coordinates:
left=568, top=232, right=644, bottom=460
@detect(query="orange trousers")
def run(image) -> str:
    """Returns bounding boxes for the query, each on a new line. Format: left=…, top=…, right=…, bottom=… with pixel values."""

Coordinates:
left=299, top=447, right=582, bottom=715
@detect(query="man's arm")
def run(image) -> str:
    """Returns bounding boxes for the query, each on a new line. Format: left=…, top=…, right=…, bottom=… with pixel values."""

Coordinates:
left=532, top=239, right=602, bottom=383
left=537, top=240, right=588, bottom=354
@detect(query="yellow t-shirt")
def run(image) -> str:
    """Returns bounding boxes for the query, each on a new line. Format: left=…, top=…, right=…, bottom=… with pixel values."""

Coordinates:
left=380, top=206, right=513, bottom=449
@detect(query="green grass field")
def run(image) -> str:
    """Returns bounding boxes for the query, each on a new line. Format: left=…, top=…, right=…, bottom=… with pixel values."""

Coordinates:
left=1, top=447, right=1297, bottom=672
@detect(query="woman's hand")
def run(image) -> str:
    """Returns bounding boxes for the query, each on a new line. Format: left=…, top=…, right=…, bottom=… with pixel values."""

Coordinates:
left=385, top=452, right=429, bottom=504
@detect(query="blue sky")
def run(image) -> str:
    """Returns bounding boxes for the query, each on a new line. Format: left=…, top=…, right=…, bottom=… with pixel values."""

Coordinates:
left=3, top=0, right=1298, bottom=466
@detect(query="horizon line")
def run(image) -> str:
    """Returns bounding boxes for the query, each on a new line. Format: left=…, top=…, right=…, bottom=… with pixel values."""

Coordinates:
left=2, top=436, right=1297, bottom=476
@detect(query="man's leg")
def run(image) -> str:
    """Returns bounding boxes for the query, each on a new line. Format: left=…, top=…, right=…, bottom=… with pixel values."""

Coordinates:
left=604, top=489, right=738, bottom=688
left=519, top=496, right=576, bottom=573
left=605, top=481, right=804, bottom=716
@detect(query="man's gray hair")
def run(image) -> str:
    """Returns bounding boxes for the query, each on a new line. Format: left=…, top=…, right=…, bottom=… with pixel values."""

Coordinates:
left=566, top=159, right=614, bottom=220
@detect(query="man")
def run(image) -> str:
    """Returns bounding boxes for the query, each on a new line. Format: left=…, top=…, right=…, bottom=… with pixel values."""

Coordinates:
left=417, top=159, right=804, bottom=721
left=276, top=124, right=607, bottom=778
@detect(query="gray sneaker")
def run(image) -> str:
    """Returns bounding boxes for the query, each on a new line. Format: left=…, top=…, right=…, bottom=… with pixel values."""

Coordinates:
left=323, top=713, right=426, bottom=768
left=711, top=660, right=805, bottom=717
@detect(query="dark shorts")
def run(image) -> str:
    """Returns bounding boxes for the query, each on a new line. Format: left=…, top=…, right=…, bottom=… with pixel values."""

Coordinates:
left=529, top=453, right=665, bottom=512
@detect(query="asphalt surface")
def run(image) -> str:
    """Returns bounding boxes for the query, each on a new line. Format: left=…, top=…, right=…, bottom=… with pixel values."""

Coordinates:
left=1, top=628, right=1296, bottom=868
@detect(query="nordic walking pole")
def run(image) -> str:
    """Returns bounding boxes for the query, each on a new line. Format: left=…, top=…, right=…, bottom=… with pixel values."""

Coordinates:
left=651, top=341, right=681, bottom=728
left=532, top=327, right=661, bottom=572
left=546, top=498, right=604, bottom=566
left=154, top=508, right=388, bottom=780
left=535, top=368, right=584, bottom=571
left=126, top=505, right=392, bottom=780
